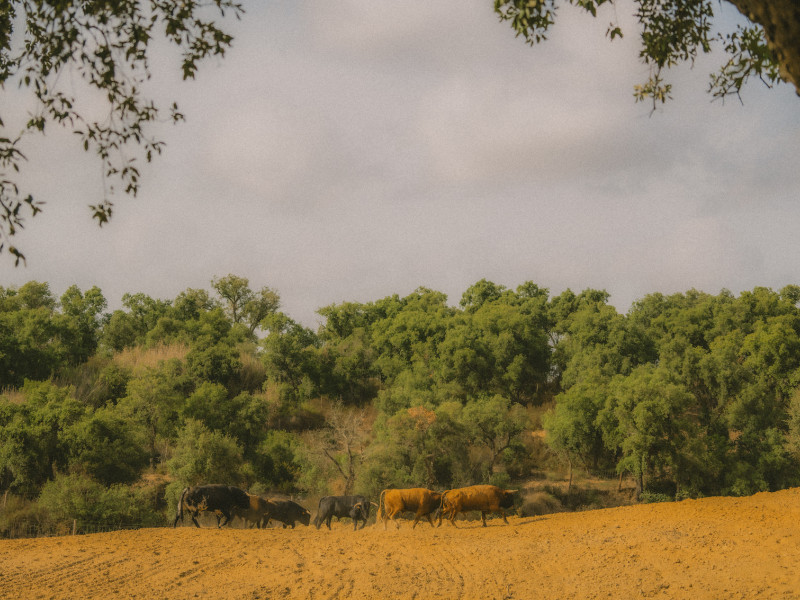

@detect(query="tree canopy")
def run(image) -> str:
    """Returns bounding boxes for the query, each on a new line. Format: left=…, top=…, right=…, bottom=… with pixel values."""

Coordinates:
left=494, top=0, right=799, bottom=108
left=0, top=0, right=243, bottom=263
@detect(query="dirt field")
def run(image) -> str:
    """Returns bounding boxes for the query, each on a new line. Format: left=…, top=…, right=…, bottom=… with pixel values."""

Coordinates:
left=2, top=488, right=800, bottom=600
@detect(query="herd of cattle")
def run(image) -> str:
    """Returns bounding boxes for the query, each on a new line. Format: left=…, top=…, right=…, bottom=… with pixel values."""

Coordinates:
left=173, top=484, right=517, bottom=530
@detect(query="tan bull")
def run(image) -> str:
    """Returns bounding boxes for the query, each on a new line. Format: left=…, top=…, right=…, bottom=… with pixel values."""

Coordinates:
left=378, top=488, right=443, bottom=529
left=437, top=484, right=516, bottom=527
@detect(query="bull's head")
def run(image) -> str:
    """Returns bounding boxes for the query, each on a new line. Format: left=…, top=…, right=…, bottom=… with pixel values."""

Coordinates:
left=349, top=504, right=365, bottom=520
left=501, top=489, right=517, bottom=509
left=299, top=509, right=311, bottom=526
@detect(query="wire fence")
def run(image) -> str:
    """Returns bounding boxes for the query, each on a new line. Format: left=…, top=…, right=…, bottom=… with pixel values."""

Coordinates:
left=1, top=520, right=157, bottom=540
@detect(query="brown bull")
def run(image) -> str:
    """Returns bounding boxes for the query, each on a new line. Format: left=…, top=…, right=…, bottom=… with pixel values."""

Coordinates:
left=378, top=488, right=442, bottom=529
left=437, top=484, right=516, bottom=527
left=233, top=493, right=275, bottom=528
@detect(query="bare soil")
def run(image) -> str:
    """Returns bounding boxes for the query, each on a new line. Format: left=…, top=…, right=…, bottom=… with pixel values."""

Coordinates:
left=2, top=488, right=800, bottom=599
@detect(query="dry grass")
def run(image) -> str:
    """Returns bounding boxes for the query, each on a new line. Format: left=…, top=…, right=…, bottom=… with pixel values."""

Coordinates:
left=0, top=388, right=26, bottom=404
left=112, top=343, right=189, bottom=372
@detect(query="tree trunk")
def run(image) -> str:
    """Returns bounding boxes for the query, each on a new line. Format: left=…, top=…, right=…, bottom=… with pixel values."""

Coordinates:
left=566, top=456, right=573, bottom=496
left=726, top=0, right=800, bottom=93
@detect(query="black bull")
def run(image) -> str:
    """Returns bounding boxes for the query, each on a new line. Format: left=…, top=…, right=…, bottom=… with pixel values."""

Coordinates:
left=314, top=495, right=370, bottom=530
left=173, top=484, right=250, bottom=528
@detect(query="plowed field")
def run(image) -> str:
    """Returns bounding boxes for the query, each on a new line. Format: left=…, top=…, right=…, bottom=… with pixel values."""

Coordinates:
left=2, top=488, right=800, bottom=599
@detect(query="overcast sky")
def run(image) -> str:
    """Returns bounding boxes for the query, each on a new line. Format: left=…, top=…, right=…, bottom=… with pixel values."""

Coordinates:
left=2, top=0, right=799, bottom=328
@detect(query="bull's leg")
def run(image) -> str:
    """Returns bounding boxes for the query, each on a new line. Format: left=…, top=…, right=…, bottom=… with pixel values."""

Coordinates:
left=500, top=509, right=509, bottom=525
left=426, top=514, right=436, bottom=527
left=438, top=507, right=454, bottom=527
left=387, top=508, right=401, bottom=529
left=481, top=511, right=488, bottom=527
left=190, top=511, right=201, bottom=528
left=219, top=510, right=232, bottom=528
left=325, top=516, right=332, bottom=530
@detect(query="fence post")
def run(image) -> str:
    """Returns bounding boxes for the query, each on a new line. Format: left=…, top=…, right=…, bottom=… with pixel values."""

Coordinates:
left=72, top=519, right=77, bottom=535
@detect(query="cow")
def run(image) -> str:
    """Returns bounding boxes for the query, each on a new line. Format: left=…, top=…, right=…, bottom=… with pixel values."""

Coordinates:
left=173, top=484, right=251, bottom=528
left=437, top=484, right=517, bottom=527
left=233, top=493, right=275, bottom=529
left=378, top=488, right=443, bottom=530
left=313, top=495, right=370, bottom=530
left=262, top=498, right=311, bottom=528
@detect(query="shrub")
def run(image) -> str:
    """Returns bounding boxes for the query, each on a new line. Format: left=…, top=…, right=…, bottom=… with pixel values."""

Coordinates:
left=36, top=472, right=163, bottom=527
left=520, top=492, right=563, bottom=516
left=639, top=492, right=674, bottom=504
left=167, top=419, right=245, bottom=487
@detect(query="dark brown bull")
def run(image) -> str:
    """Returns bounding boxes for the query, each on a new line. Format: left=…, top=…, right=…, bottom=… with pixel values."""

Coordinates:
left=263, top=498, right=311, bottom=528
left=437, top=484, right=516, bottom=527
left=378, top=488, right=442, bottom=529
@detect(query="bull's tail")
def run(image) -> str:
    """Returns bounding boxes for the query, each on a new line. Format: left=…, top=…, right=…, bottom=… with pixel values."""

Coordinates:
left=173, top=487, right=188, bottom=528
left=378, top=489, right=387, bottom=523
left=436, top=490, right=449, bottom=527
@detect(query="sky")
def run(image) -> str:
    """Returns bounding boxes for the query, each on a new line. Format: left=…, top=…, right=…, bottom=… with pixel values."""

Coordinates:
left=2, top=0, right=799, bottom=328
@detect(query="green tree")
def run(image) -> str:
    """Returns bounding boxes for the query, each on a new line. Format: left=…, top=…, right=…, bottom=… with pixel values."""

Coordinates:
left=63, top=405, right=149, bottom=486
left=56, top=285, right=107, bottom=364
left=211, top=274, right=280, bottom=335
left=172, top=288, right=217, bottom=322
left=461, top=395, right=528, bottom=479
left=260, top=312, right=320, bottom=399
left=370, top=287, right=454, bottom=384
left=250, top=430, right=300, bottom=492
left=0, top=381, right=84, bottom=496
left=167, top=419, right=245, bottom=487
left=182, top=381, right=239, bottom=432
left=101, top=292, right=172, bottom=352
left=601, top=365, right=695, bottom=498
left=117, top=359, right=191, bottom=465
left=212, top=274, right=252, bottom=325
left=0, top=287, right=61, bottom=386
left=495, top=0, right=798, bottom=108
left=1, top=1, right=244, bottom=262
left=544, top=370, right=616, bottom=474
left=441, top=286, right=551, bottom=403
left=358, top=402, right=479, bottom=498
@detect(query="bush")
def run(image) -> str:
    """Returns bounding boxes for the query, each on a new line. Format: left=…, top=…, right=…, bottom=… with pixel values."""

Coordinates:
left=543, top=484, right=604, bottom=511
left=489, top=471, right=512, bottom=489
left=639, top=492, right=674, bottom=504
left=0, top=494, right=49, bottom=533
left=36, top=472, right=163, bottom=527
left=167, top=419, right=245, bottom=487
left=520, top=492, right=563, bottom=516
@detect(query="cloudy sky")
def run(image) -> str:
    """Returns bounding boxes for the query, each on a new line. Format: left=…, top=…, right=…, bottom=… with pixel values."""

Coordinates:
left=2, top=0, right=799, bottom=327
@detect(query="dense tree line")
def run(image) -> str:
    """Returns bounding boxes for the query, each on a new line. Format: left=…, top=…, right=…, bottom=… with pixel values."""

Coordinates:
left=2, top=277, right=800, bottom=528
